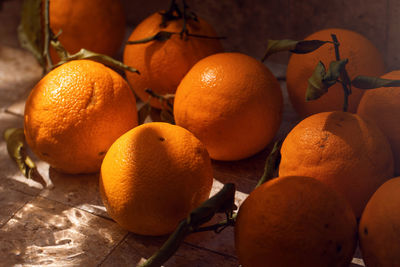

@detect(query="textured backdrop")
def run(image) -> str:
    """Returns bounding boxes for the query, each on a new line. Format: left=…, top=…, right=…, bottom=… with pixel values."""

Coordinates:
left=1, top=0, right=399, bottom=70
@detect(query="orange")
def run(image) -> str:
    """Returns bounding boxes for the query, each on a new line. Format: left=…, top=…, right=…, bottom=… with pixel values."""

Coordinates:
left=48, top=0, right=126, bottom=61
left=174, top=52, right=283, bottom=161
left=24, top=59, right=138, bottom=174
left=235, top=176, right=357, bottom=267
left=279, top=111, right=394, bottom=218
left=99, top=122, right=213, bottom=236
left=286, top=28, right=385, bottom=118
left=123, top=11, right=223, bottom=109
left=359, top=176, right=400, bottom=266
left=357, top=70, right=400, bottom=175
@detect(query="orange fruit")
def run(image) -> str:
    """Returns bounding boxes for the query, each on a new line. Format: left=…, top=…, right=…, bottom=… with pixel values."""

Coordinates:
left=48, top=0, right=126, bottom=61
left=99, top=122, right=213, bottom=236
left=24, top=59, right=138, bottom=174
left=174, top=52, right=283, bottom=161
left=235, top=176, right=357, bottom=267
left=279, top=111, right=394, bottom=218
left=123, top=11, right=223, bottom=109
left=286, top=28, right=385, bottom=118
left=357, top=70, right=400, bottom=175
left=359, top=176, right=400, bottom=266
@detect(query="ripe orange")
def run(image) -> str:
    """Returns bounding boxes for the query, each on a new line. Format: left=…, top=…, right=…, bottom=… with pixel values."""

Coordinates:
left=286, top=28, right=385, bottom=118
left=174, top=52, right=283, bottom=161
left=279, top=111, right=394, bottom=218
left=99, top=122, right=213, bottom=236
left=235, top=176, right=357, bottom=267
left=359, top=177, right=400, bottom=266
left=357, top=70, right=400, bottom=175
left=48, top=0, right=126, bottom=61
left=24, top=59, right=138, bottom=174
left=123, top=11, right=223, bottom=108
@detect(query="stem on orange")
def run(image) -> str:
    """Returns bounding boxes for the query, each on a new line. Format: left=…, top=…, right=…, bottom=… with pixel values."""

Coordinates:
left=330, top=34, right=351, bottom=112
left=137, top=220, right=191, bottom=267
left=43, top=0, right=53, bottom=73
left=137, top=135, right=285, bottom=266
left=132, top=0, right=225, bottom=44
left=256, top=139, right=283, bottom=188
left=136, top=183, right=236, bottom=267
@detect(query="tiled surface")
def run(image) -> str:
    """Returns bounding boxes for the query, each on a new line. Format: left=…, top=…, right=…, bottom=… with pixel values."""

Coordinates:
left=0, top=45, right=42, bottom=109
left=0, top=40, right=257, bottom=266
left=0, top=45, right=366, bottom=266
left=0, top=197, right=127, bottom=266
left=39, top=170, right=109, bottom=218
left=100, top=233, right=238, bottom=267
left=0, top=186, right=33, bottom=227
left=0, top=1, right=369, bottom=266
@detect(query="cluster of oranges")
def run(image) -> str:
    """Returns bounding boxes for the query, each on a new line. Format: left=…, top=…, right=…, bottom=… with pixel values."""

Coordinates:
left=20, top=0, right=400, bottom=266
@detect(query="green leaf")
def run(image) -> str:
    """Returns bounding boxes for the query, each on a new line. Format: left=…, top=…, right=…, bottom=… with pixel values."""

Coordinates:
left=154, top=31, right=175, bottom=42
left=306, top=61, right=329, bottom=101
left=3, top=128, right=36, bottom=179
left=18, top=0, right=45, bottom=67
left=323, top=59, right=348, bottom=85
left=53, top=48, right=139, bottom=73
left=186, top=183, right=236, bottom=228
left=137, top=183, right=236, bottom=267
left=305, top=59, right=350, bottom=101
left=351, top=76, right=400, bottom=89
left=262, top=39, right=297, bottom=61
left=262, top=39, right=329, bottom=61
left=126, top=31, right=175, bottom=45
left=291, top=40, right=330, bottom=54
left=256, top=139, right=283, bottom=187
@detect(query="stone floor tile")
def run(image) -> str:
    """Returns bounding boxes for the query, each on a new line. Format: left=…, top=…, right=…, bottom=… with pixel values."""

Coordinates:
left=4, top=90, right=27, bottom=117
left=40, top=169, right=108, bottom=218
left=0, top=108, right=24, bottom=131
left=183, top=212, right=236, bottom=258
left=0, top=45, right=42, bottom=110
left=0, top=196, right=127, bottom=266
left=180, top=178, right=248, bottom=257
left=0, top=186, right=33, bottom=227
left=0, top=113, right=44, bottom=196
left=100, top=232, right=238, bottom=267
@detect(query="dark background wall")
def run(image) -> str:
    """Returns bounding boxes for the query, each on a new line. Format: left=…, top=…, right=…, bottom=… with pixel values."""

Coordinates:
left=120, top=0, right=400, bottom=71
left=1, top=0, right=399, bottom=70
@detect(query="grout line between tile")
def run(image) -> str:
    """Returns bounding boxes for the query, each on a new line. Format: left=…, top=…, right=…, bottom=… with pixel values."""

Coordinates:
left=37, top=193, right=115, bottom=222
left=7, top=185, right=42, bottom=198
left=96, top=232, right=130, bottom=267
left=3, top=183, right=114, bottom=224
left=3, top=109, right=24, bottom=118
left=182, top=240, right=238, bottom=260
left=0, top=192, right=41, bottom=229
